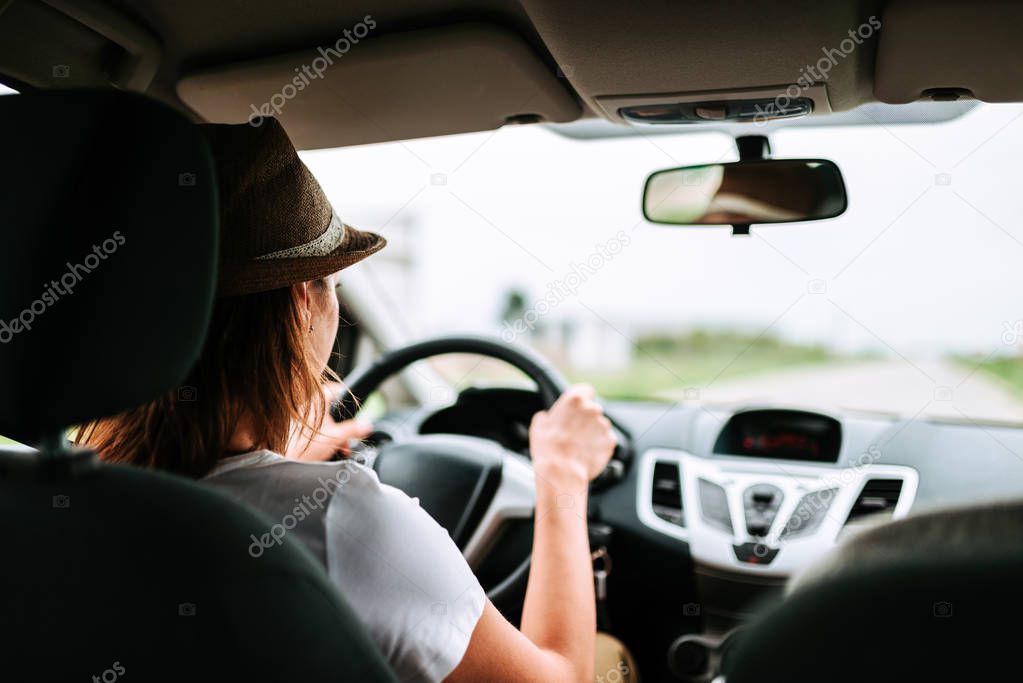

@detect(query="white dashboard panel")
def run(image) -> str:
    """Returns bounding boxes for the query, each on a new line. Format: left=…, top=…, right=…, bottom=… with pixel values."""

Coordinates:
left=636, top=448, right=919, bottom=577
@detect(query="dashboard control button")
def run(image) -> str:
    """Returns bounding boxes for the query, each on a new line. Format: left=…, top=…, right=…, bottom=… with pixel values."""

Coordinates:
left=733, top=542, right=780, bottom=565
left=743, top=484, right=783, bottom=537
left=667, top=637, right=710, bottom=678
left=747, top=523, right=770, bottom=537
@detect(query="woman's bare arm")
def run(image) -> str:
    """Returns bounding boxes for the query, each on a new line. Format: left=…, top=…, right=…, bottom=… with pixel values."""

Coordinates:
left=446, top=385, right=615, bottom=683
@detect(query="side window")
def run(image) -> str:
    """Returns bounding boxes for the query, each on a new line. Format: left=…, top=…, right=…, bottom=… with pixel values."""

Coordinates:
left=335, top=335, right=416, bottom=422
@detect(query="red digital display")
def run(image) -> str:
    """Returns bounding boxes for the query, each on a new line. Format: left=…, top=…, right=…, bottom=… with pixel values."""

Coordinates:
left=741, top=432, right=820, bottom=457
left=715, top=410, right=841, bottom=462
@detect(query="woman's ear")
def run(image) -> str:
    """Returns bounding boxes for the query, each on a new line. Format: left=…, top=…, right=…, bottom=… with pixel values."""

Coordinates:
left=297, top=281, right=311, bottom=315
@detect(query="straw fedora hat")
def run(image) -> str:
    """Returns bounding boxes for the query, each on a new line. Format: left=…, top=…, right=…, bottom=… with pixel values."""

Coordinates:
left=200, top=118, right=385, bottom=296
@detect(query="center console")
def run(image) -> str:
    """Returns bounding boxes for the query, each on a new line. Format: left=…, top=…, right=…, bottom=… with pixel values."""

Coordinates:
left=638, top=408, right=918, bottom=578
left=636, top=407, right=919, bottom=676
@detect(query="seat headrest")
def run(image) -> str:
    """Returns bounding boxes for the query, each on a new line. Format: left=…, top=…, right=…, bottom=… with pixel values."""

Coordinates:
left=0, top=91, right=218, bottom=443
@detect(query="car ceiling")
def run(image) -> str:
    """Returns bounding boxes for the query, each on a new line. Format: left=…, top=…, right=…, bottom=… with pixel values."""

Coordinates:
left=1, top=0, right=1020, bottom=149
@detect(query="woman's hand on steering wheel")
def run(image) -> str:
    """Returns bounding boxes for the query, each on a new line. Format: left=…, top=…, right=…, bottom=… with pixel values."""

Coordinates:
left=287, top=382, right=374, bottom=461
left=529, top=384, right=617, bottom=486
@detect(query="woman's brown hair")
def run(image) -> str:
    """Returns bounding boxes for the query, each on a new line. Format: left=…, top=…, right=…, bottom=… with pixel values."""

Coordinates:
left=77, top=281, right=333, bottom=478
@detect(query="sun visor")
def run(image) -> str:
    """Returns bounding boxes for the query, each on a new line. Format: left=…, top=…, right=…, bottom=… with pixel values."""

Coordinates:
left=875, top=0, right=1023, bottom=103
left=177, top=22, right=581, bottom=149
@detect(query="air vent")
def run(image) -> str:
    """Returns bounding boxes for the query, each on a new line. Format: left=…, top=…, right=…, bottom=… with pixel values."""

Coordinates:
left=846, top=479, right=903, bottom=525
left=651, top=461, right=684, bottom=526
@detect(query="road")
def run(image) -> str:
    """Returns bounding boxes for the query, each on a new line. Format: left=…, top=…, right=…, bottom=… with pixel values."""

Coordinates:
left=661, top=358, right=1023, bottom=423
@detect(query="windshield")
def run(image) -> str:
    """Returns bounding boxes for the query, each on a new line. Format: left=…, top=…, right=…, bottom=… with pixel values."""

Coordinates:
left=302, top=103, right=1023, bottom=425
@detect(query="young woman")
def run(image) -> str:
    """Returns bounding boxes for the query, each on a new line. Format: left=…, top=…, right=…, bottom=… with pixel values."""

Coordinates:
left=79, top=119, right=635, bottom=682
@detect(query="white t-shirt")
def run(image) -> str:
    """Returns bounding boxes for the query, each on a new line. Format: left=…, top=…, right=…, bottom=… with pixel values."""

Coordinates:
left=203, top=451, right=486, bottom=682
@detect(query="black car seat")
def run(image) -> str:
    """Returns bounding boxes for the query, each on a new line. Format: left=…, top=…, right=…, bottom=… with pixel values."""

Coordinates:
left=723, top=500, right=1023, bottom=682
left=0, top=90, right=397, bottom=682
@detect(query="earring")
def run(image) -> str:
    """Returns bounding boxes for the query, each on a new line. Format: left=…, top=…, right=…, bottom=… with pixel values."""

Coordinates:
left=309, top=323, right=315, bottom=333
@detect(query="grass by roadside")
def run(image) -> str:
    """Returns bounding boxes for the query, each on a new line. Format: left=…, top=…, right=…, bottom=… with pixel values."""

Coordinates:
left=572, top=331, right=867, bottom=401
left=419, top=330, right=863, bottom=403
left=956, top=355, right=1023, bottom=397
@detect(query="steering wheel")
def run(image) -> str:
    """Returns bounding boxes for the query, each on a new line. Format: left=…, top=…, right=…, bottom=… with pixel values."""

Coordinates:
left=331, top=335, right=630, bottom=605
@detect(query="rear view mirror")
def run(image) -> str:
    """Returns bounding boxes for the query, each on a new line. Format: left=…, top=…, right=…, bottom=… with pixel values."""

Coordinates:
left=642, top=159, right=847, bottom=231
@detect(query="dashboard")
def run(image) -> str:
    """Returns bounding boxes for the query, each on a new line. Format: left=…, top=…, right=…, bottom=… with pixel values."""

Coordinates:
left=636, top=445, right=918, bottom=576
left=639, top=407, right=917, bottom=577
left=403, top=391, right=1023, bottom=581
left=392, top=388, right=1023, bottom=577
left=419, top=387, right=540, bottom=455
left=375, top=387, right=1023, bottom=680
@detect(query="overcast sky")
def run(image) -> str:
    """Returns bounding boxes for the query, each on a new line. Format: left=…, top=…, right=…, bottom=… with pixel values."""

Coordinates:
left=304, top=102, right=1023, bottom=360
